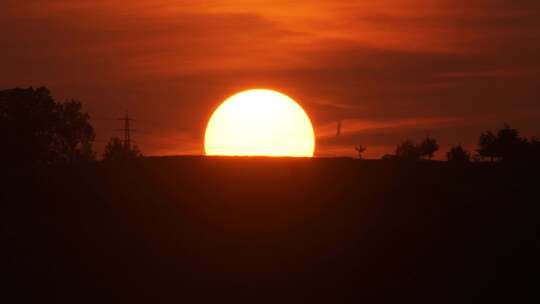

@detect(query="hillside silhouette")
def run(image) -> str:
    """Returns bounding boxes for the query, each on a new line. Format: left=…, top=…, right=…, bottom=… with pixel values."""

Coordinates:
left=3, top=157, right=537, bottom=303
left=1, top=86, right=538, bottom=302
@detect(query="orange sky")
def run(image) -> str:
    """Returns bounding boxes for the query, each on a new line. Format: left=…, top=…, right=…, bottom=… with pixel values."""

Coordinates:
left=2, top=0, right=540, bottom=158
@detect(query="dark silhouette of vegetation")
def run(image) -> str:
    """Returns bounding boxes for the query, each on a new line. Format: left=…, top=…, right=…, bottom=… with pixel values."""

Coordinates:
left=447, top=144, right=471, bottom=163
left=395, top=139, right=422, bottom=160
left=354, top=145, right=367, bottom=159
left=102, top=136, right=142, bottom=161
left=381, top=125, right=538, bottom=163
left=419, top=136, right=439, bottom=159
left=530, top=137, right=540, bottom=160
left=477, top=124, right=534, bottom=162
left=495, top=124, right=529, bottom=161
left=392, top=137, right=440, bottom=161
left=477, top=131, right=498, bottom=161
left=0, top=87, right=95, bottom=164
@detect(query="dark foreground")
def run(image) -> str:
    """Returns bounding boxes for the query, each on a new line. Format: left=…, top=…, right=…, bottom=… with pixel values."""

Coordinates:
left=2, top=157, right=538, bottom=303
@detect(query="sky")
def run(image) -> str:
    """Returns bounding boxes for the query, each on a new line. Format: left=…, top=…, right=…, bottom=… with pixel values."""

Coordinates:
left=2, top=0, right=540, bottom=158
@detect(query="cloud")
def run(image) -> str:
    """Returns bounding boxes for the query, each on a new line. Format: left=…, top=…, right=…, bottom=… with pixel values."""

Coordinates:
left=2, top=0, right=540, bottom=158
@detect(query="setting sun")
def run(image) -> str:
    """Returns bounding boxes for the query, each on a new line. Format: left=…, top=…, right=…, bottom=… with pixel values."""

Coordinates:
left=204, top=89, right=315, bottom=157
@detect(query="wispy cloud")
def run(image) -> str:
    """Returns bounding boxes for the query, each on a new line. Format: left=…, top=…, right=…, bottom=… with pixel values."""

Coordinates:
left=2, top=0, right=540, bottom=157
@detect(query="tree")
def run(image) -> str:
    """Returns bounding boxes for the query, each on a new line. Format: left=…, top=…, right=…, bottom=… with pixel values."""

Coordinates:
left=495, top=124, right=528, bottom=161
left=102, top=137, right=142, bottom=161
left=355, top=145, right=367, bottom=159
left=50, top=100, right=96, bottom=162
left=395, top=139, right=421, bottom=160
left=477, top=124, right=529, bottom=162
left=419, top=136, right=439, bottom=159
left=529, top=137, right=540, bottom=161
left=447, top=145, right=471, bottom=163
left=0, top=87, right=95, bottom=164
left=477, top=131, right=498, bottom=162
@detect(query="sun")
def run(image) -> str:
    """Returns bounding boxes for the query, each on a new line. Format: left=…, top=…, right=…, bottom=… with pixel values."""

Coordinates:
left=204, top=89, right=315, bottom=157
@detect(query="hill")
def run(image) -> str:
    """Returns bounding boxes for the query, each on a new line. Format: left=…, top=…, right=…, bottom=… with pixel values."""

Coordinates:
left=2, top=157, right=537, bottom=303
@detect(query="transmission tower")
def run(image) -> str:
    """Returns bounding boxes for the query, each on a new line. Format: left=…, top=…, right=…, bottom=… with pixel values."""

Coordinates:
left=118, top=111, right=135, bottom=150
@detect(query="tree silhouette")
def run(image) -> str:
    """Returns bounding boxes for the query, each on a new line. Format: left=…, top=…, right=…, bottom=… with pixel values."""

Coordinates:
left=477, top=124, right=529, bottom=162
left=495, top=124, right=528, bottom=161
left=447, top=145, right=471, bottom=163
left=50, top=100, right=96, bottom=162
left=477, top=131, right=498, bottom=162
left=102, top=137, right=142, bottom=161
left=355, top=145, right=367, bottom=159
left=0, top=87, right=95, bottom=163
left=395, top=139, right=421, bottom=160
left=529, top=137, right=540, bottom=161
left=419, top=136, right=439, bottom=159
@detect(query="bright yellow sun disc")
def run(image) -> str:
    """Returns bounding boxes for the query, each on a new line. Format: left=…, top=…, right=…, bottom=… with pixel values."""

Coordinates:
left=204, top=89, right=315, bottom=157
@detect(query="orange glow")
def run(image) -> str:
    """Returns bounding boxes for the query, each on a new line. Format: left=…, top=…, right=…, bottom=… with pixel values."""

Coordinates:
left=204, top=89, right=315, bottom=157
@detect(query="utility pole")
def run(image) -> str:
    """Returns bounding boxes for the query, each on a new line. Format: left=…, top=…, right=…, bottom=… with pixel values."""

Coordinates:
left=118, top=111, right=135, bottom=151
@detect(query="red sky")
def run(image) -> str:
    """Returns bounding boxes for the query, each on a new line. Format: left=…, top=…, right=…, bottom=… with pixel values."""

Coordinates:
left=2, top=0, right=540, bottom=158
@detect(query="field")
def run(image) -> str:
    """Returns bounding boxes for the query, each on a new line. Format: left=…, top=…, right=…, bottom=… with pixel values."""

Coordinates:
left=2, top=157, right=537, bottom=303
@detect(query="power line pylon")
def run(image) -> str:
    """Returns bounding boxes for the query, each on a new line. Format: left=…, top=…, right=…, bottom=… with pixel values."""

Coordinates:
left=118, top=111, right=135, bottom=150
